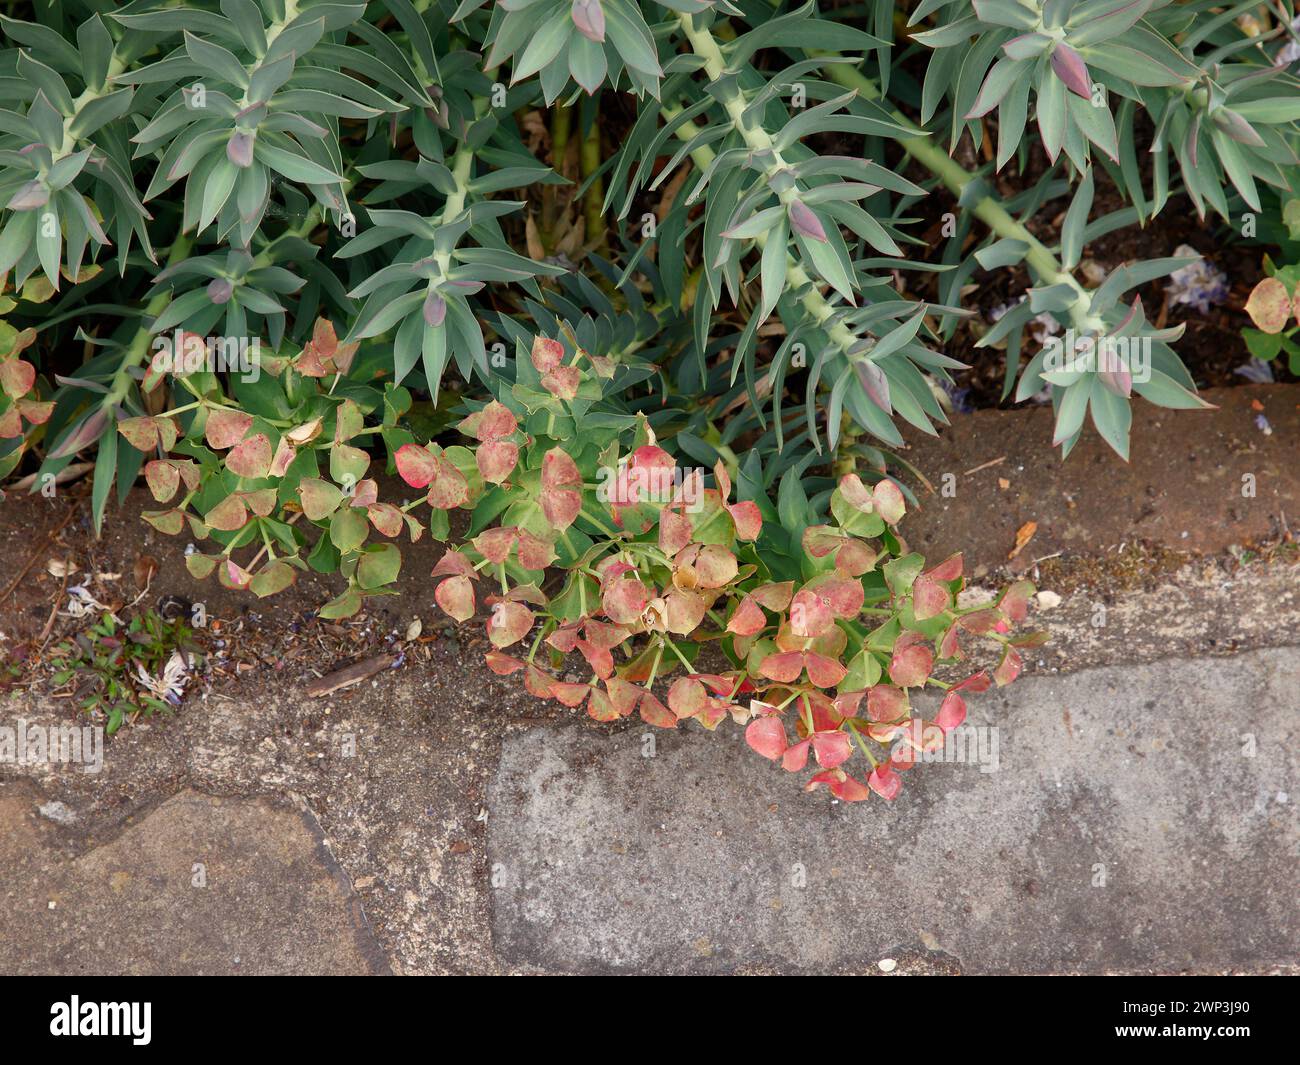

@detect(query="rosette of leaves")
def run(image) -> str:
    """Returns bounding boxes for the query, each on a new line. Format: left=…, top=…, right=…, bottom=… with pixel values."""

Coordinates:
left=456, top=0, right=690, bottom=100
left=129, top=318, right=439, bottom=614
left=339, top=125, right=569, bottom=391
left=603, top=5, right=970, bottom=451
left=393, top=334, right=1038, bottom=802
left=984, top=233, right=1215, bottom=459
left=0, top=11, right=152, bottom=286
left=148, top=244, right=308, bottom=349
left=915, top=1, right=1300, bottom=218
left=114, top=2, right=410, bottom=245
left=901, top=0, right=1294, bottom=455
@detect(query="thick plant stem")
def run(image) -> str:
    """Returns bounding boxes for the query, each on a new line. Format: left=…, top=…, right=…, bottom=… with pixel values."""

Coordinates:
left=58, top=53, right=129, bottom=156
left=432, top=97, right=487, bottom=283
left=674, top=15, right=862, bottom=361
left=581, top=107, right=604, bottom=244
left=106, top=234, right=195, bottom=409
left=551, top=103, right=572, bottom=169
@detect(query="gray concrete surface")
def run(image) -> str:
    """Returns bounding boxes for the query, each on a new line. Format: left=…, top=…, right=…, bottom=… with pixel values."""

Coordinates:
left=0, top=785, right=390, bottom=974
left=488, top=647, right=1298, bottom=974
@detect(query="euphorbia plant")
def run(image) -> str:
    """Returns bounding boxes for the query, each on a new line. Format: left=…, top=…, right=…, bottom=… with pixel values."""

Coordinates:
left=8, top=0, right=1295, bottom=792
left=401, top=334, right=1040, bottom=801
left=8, top=0, right=1300, bottom=526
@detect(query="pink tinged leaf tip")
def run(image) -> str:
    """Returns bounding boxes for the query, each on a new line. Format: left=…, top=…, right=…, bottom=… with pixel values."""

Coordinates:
left=7, top=179, right=49, bottom=211
left=423, top=291, right=447, bottom=327
left=570, top=0, right=606, bottom=43
left=227, top=131, right=255, bottom=168
left=855, top=360, right=891, bottom=415
left=787, top=199, right=828, bottom=242
left=207, top=278, right=234, bottom=305
left=1050, top=43, right=1093, bottom=99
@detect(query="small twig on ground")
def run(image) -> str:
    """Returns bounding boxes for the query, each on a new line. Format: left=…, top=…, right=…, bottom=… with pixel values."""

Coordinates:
left=0, top=503, right=80, bottom=604
left=962, top=456, right=1006, bottom=477
left=304, top=654, right=396, bottom=698
left=8, top=461, right=94, bottom=494
left=36, top=570, right=70, bottom=649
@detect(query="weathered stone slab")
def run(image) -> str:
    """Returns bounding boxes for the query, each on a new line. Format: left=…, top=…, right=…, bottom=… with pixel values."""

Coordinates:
left=488, top=647, right=1298, bottom=974
left=0, top=787, right=390, bottom=975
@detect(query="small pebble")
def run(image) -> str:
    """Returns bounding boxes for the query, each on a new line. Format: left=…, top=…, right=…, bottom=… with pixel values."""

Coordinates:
left=877, top=958, right=897, bottom=973
left=1035, top=590, right=1062, bottom=610
left=38, top=800, right=76, bottom=825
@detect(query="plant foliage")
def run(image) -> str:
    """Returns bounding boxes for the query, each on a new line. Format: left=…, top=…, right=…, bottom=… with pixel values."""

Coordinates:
left=3, top=0, right=1297, bottom=797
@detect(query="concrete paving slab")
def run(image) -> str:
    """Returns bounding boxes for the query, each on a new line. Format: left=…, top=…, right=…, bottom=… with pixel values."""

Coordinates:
left=0, top=785, right=390, bottom=975
left=3, top=557, right=1294, bottom=974
left=488, top=647, right=1299, bottom=974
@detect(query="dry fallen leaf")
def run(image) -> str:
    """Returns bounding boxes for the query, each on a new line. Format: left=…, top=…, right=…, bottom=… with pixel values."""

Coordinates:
left=518, top=108, right=548, bottom=155
left=1008, top=520, right=1038, bottom=560
left=133, top=554, right=159, bottom=590
left=524, top=211, right=545, bottom=261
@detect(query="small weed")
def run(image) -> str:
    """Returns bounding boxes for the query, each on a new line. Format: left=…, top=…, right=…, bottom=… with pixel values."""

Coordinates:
left=48, top=610, right=198, bottom=735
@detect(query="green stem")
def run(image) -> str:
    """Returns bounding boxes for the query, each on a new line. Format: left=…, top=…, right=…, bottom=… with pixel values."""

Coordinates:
left=819, top=61, right=1098, bottom=331
left=646, top=642, right=664, bottom=690
left=431, top=97, right=487, bottom=287
left=846, top=719, right=880, bottom=768
left=552, top=103, right=572, bottom=162
left=263, top=0, right=303, bottom=48
left=58, top=54, right=129, bottom=157
left=670, top=16, right=862, bottom=361
left=800, top=693, right=814, bottom=734
left=105, top=233, right=195, bottom=409
left=661, top=636, right=694, bottom=672
left=581, top=104, right=604, bottom=243
left=526, top=626, right=546, bottom=664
